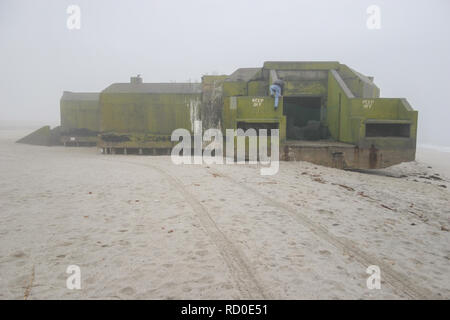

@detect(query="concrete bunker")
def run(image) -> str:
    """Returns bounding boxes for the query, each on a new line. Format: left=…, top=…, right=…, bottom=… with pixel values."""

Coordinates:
left=17, top=61, right=418, bottom=170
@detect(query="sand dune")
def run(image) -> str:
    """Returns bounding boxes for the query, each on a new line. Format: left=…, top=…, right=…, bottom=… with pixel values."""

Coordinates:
left=0, top=129, right=449, bottom=299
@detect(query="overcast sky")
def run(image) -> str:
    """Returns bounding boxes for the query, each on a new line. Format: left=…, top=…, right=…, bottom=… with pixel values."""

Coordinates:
left=0, top=0, right=449, bottom=146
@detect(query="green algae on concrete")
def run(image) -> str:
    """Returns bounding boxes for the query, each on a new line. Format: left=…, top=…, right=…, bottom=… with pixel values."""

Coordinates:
left=99, top=80, right=202, bottom=149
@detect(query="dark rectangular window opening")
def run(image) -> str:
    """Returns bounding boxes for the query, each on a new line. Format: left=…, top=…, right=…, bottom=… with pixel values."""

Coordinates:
left=365, top=123, right=410, bottom=138
left=283, top=97, right=322, bottom=140
left=237, top=122, right=279, bottom=136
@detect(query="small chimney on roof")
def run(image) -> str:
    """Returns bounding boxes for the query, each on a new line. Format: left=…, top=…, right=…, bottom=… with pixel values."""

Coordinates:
left=130, top=74, right=143, bottom=84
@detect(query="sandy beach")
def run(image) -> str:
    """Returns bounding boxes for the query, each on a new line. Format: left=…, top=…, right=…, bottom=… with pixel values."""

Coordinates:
left=0, top=128, right=449, bottom=299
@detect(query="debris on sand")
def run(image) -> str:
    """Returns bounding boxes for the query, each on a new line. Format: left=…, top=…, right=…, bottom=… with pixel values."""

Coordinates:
left=381, top=204, right=395, bottom=211
left=419, top=174, right=443, bottom=181
left=332, top=183, right=355, bottom=192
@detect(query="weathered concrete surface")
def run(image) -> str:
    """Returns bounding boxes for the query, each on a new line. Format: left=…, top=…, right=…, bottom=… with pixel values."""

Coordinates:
left=60, top=92, right=100, bottom=134
left=16, top=126, right=52, bottom=146
left=60, top=92, right=100, bottom=147
left=201, top=75, right=228, bottom=131
left=99, top=81, right=201, bottom=150
left=282, top=141, right=415, bottom=169
left=16, top=126, right=62, bottom=146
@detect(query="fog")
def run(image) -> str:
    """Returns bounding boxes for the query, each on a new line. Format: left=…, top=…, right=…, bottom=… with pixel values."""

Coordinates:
left=1, top=0, right=449, bottom=146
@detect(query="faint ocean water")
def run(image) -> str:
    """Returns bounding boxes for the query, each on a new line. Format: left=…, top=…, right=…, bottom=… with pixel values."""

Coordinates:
left=419, top=144, right=450, bottom=153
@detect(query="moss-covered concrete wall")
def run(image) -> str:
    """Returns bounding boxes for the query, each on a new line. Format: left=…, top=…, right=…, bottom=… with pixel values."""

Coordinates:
left=222, top=96, right=286, bottom=142
left=247, top=81, right=268, bottom=96
left=223, top=81, right=247, bottom=97
left=327, top=70, right=417, bottom=148
left=337, top=64, right=380, bottom=98
left=327, top=70, right=353, bottom=141
left=100, top=92, right=201, bottom=134
left=283, top=81, right=327, bottom=96
left=60, top=97, right=100, bottom=133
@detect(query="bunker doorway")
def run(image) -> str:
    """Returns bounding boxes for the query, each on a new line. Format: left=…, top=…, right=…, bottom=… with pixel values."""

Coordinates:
left=283, top=97, right=323, bottom=140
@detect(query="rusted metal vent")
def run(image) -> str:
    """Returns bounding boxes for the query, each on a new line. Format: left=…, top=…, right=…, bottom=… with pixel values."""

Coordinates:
left=130, top=75, right=143, bottom=84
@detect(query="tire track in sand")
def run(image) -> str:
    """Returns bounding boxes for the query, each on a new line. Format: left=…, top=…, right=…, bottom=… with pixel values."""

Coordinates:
left=106, top=159, right=270, bottom=300
left=206, top=166, right=439, bottom=300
